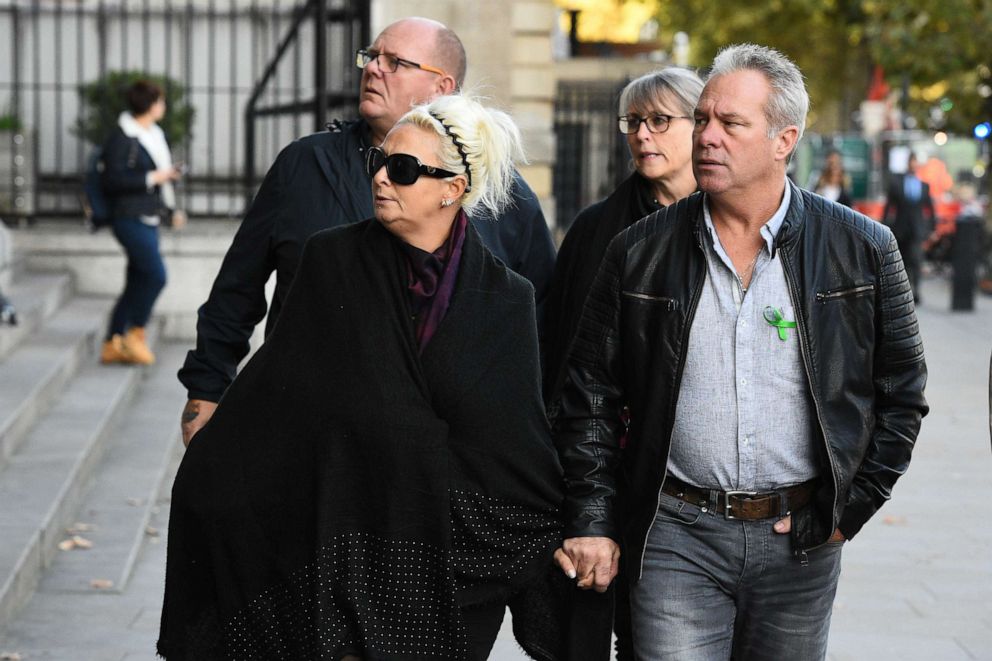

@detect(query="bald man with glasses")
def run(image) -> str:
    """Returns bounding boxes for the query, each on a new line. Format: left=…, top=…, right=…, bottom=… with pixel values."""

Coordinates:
left=178, top=17, right=556, bottom=444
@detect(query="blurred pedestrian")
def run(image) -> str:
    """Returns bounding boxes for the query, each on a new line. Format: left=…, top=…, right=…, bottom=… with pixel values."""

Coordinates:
left=813, top=149, right=852, bottom=207
left=99, top=79, right=185, bottom=365
left=0, top=287, right=15, bottom=325
left=542, top=66, right=703, bottom=661
left=883, top=152, right=934, bottom=303
left=159, top=95, right=572, bottom=660
left=553, top=43, right=928, bottom=660
left=177, top=17, right=555, bottom=445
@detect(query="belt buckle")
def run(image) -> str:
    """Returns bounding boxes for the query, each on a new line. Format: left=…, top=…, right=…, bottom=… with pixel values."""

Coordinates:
left=723, top=490, right=758, bottom=520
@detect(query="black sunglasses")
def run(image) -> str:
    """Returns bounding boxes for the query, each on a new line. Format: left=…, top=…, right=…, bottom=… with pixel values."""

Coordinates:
left=365, top=146, right=459, bottom=185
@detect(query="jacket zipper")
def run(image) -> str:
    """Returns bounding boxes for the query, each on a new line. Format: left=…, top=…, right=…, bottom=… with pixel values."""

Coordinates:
left=622, top=290, right=679, bottom=310
left=637, top=230, right=706, bottom=580
left=815, top=284, right=874, bottom=302
left=781, top=244, right=840, bottom=556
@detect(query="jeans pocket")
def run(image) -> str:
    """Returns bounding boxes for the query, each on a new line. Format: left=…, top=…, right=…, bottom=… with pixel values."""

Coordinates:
left=656, top=492, right=702, bottom=526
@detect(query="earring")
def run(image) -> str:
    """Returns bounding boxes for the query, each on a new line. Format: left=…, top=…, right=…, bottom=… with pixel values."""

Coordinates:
left=441, top=198, right=453, bottom=208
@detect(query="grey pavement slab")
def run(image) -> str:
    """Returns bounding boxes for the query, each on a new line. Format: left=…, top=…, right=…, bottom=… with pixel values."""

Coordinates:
left=0, top=310, right=152, bottom=626
left=39, top=342, right=186, bottom=595
left=0, top=271, right=73, bottom=363
left=0, top=296, right=108, bottom=470
left=1, top=275, right=991, bottom=660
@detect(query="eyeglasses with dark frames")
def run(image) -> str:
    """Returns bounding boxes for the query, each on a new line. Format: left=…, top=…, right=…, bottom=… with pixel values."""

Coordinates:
left=355, top=48, right=447, bottom=77
left=618, top=113, right=693, bottom=135
left=365, top=147, right=459, bottom=185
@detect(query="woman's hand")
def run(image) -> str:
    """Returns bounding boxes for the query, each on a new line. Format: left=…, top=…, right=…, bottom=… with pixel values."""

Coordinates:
left=554, top=536, right=620, bottom=593
left=170, top=210, right=188, bottom=230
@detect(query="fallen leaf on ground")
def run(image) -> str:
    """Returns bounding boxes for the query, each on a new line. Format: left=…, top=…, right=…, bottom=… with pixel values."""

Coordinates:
left=89, top=578, right=114, bottom=590
left=145, top=526, right=160, bottom=537
left=882, top=515, right=907, bottom=526
left=57, top=539, right=75, bottom=551
left=126, top=497, right=144, bottom=507
left=66, top=522, right=95, bottom=534
left=0, top=651, right=24, bottom=660
left=71, top=535, right=93, bottom=549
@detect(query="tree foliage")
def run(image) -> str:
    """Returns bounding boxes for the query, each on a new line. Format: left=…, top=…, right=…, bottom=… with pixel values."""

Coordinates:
left=74, top=70, right=195, bottom=147
left=655, top=0, right=992, bottom=133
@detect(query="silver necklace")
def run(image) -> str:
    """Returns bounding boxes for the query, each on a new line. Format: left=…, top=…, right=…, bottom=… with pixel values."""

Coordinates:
left=736, top=249, right=762, bottom=293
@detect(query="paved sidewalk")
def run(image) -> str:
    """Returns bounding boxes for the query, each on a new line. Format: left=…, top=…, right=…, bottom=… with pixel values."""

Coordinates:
left=1, top=273, right=990, bottom=660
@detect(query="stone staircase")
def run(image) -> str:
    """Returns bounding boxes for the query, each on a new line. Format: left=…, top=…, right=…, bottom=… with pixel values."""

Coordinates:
left=0, top=264, right=185, bottom=643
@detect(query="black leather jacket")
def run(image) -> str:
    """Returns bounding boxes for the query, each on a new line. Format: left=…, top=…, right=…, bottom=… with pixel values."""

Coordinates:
left=555, top=183, right=928, bottom=579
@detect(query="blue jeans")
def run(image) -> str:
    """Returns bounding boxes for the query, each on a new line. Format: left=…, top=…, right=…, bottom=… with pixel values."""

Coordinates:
left=630, top=491, right=843, bottom=661
left=108, top=218, right=166, bottom=337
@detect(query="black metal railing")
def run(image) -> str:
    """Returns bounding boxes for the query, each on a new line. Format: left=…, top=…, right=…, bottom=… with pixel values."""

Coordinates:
left=0, top=0, right=368, bottom=221
left=553, top=79, right=629, bottom=232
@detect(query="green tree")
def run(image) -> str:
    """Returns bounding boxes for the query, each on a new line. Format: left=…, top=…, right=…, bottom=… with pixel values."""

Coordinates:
left=656, top=0, right=871, bottom=132
left=74, top=70, right=194, bottom=147
left=863, top=0, right=992, bottom=133
left=656, top=0, right=992, bottom=133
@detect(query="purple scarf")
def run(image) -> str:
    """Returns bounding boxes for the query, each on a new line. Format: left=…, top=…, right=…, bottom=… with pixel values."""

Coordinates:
left=398, top=210, right=468, bottom=352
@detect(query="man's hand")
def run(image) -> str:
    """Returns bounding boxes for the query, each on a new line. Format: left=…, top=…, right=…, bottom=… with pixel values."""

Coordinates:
left=773, top=515, right=845, bottom=543
left=553, top=536, right=620, bottom=593
left=181, top=399, right=217, bottom=446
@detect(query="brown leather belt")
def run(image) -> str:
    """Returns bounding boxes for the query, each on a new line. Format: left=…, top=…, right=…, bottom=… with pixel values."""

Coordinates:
left=661, top=476, right=816, bottom=520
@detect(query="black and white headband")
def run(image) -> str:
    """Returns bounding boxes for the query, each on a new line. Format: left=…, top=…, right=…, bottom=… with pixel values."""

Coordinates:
left=429, top=111, right=472, bottom=191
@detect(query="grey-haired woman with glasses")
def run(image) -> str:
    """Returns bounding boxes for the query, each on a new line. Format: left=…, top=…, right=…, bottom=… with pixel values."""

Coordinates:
left=543, top=66, right=704, bottom=661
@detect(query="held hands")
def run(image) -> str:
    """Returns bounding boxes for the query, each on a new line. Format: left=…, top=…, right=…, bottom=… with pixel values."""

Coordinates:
left=554, top=536, right=620, bottom=593
left=773, top=515, right=846, bottom=543
left=180, top=399, right=218, bottom=446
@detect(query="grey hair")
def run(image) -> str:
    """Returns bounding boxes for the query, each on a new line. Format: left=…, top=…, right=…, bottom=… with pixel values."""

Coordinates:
left=395, top=94, right=525, bottom=217
left=708, top=44, right=809, bottom=144
left=618, top=67, right=704, bottom=118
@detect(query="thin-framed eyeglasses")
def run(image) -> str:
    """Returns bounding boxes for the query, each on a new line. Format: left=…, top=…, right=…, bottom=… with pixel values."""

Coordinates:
left=365, top=147, right=459, bottom=185
left=618, top=113, right=693, bottom=135
left=355, top=48, right=447, bottom=77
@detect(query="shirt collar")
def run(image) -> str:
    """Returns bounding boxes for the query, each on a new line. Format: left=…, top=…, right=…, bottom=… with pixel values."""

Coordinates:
left=702, top=179, right=792, bottom=255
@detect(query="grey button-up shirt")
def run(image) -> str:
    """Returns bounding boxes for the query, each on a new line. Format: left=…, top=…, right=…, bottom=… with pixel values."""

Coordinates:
left=667, top=183, right=819, bottom=491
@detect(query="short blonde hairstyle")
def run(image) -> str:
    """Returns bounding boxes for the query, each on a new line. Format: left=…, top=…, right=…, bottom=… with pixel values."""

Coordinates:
left=394, top=94, right=525, bottom=217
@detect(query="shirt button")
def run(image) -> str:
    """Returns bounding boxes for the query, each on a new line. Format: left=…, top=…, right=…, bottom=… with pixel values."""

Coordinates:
left=740, top=378, right=747, bottom=386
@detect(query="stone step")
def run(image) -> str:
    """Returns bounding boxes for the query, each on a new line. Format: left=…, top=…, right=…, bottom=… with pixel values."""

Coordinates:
left=0, top=294, right=104, bottom=473
left=38, top=341, right=186, bottom=595
left=0, top=270, right=73, bottom=363
left=0, top=318, right=160, bottom=626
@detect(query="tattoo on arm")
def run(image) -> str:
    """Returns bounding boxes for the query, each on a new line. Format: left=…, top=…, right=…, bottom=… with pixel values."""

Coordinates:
left=181, top=402, right=200, bottom=425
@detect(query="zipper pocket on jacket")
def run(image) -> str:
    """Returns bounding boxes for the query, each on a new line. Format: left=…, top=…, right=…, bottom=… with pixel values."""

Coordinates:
left=815, top=283, right=874, bottom=302
left=621, top=291, right=680, bottom=310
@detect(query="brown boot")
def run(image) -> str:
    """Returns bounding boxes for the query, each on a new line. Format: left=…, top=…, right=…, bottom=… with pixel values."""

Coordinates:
left=122, top=327, right=155, bottom=365
left=100, top=334, right=128, bottom=364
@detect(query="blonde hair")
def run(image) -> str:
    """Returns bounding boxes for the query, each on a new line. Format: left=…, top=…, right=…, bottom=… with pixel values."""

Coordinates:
left=394, top=94, right=525, bottom=217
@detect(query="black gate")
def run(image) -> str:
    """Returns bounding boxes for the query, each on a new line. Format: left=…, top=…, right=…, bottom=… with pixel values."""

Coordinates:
left=0, top=0, right=369, bottom=221
left=553, top=79, right=629, bottom=232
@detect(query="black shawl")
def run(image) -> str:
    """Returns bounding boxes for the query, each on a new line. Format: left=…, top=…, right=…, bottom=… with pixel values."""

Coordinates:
left=159, top=219, right=571, bottom=660
left=543, top=172, right=661, bottom=407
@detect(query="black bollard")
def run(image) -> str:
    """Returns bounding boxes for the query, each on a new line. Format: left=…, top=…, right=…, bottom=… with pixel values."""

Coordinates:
left=951, top=215, right=983, bottom=311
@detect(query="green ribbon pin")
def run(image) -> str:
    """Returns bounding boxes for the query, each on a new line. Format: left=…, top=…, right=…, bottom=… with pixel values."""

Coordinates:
left=763, top=306, right=797, bottom=341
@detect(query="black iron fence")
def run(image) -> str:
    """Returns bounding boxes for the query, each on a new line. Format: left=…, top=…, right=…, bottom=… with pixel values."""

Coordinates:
left=553, top=79, right=629, bottom=232
left=0, top=0, right=368, bottom=221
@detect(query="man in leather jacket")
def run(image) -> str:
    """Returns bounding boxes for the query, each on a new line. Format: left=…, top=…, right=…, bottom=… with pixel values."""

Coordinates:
left=178, top=17, right=555, bottom=444
left=553, top=44, right=928, bottom=660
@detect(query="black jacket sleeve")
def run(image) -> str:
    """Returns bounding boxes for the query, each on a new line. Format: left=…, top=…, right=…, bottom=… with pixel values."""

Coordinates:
left=553, top=233, right=627, bottom=542
left=101, top=130, right=150, bottom=195
left=837, top=230, right=928, bottom=539
left=508, top=173, right=557, bottom=322
left=177, top=144, right=294, bottom=402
